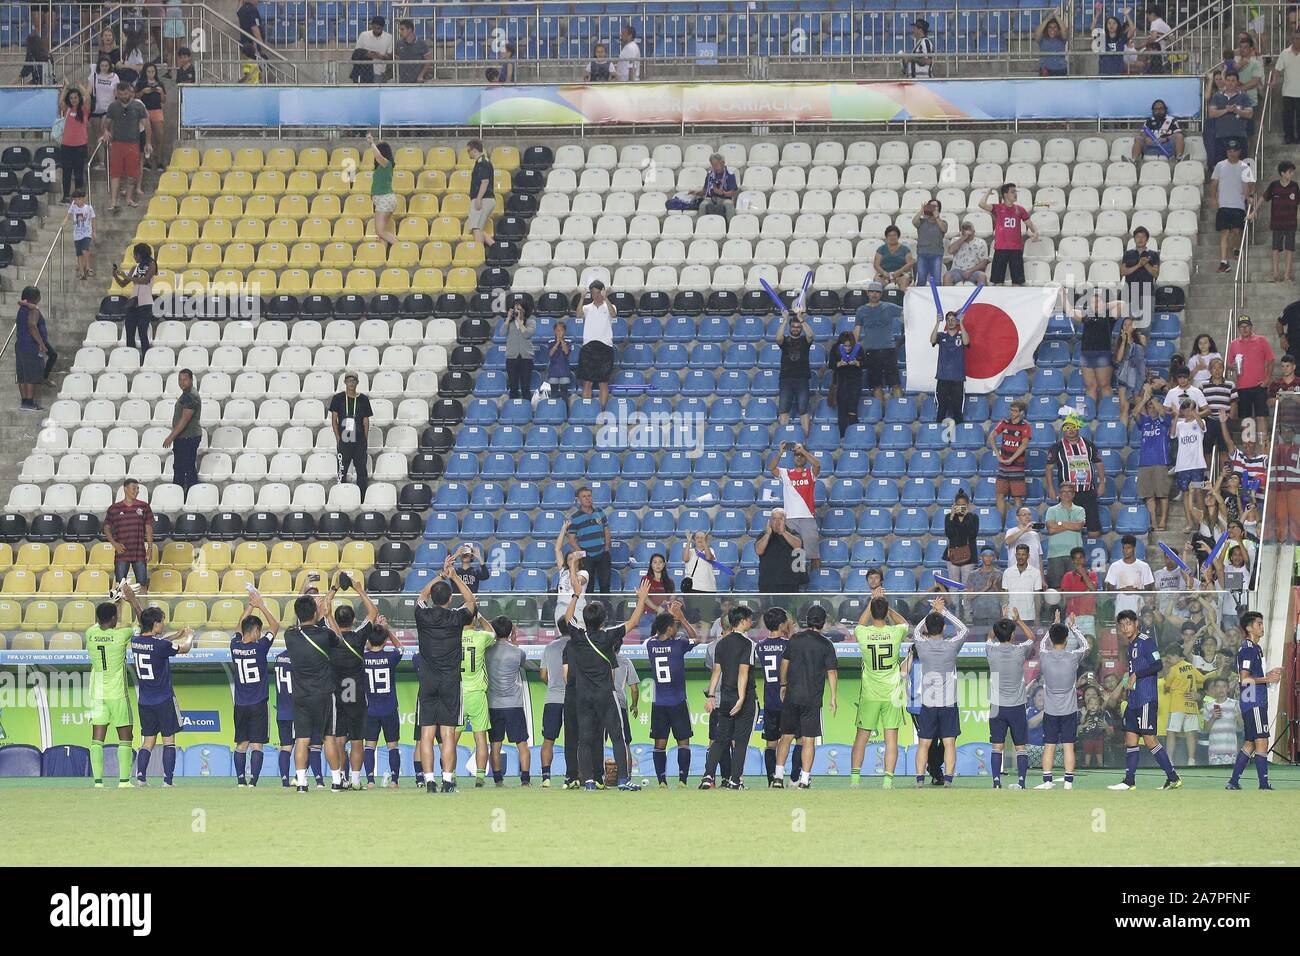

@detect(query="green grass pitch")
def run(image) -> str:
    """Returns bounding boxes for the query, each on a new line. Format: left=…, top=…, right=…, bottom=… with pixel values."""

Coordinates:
left=5, top=768, right=1299, bottom=867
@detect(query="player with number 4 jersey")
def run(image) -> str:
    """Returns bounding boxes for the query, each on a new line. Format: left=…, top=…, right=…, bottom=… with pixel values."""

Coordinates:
left=644, top=599, right=703, bottom=787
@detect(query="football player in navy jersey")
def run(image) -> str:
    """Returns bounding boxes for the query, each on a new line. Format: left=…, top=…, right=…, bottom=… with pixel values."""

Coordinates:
left=130, top=606, right=194, bottom=786
left=644, top=599, right=703, bottom=788
left=273, top=648, right=324, bottom=788
left=1107, top=609, right=1182, bottom=790
left=230, top=590, right=280, bottom=787
left=1228, top=610, right=1282, bottom=790
left=362, top=619, right=405, bottom=788
left=755, top=606, right=797, bottom=787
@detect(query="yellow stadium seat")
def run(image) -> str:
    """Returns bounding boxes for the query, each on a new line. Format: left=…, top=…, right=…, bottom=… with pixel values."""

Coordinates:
left=420, top=241, right=453, bottom=268
left=319, top=171, right=350, bottom=195
left=322, top=241, right=354, bottom=268
left=177, top=269, right=210, bottom=291
left=311, top=269, right=344, bottom=295
left=347, top=177, right=373, bottom=206
left=218, top=569, right=255, bottom=594
left=0, top=599, right=20, bottom=628
left=224, top=170, right=255, bottom=196
left=277, top=269, right=310, bottom=295
left=172, top=194, right=208, bottom=218
left=10, top=633, right=45, bottom=650
left=235, top=218, right=267, bottom=242
left=447, top=169, right=471, bottom=194
left=288, top=244, right=320, bottom=268
left=172, top=599, right=209, bottom=628
left=426, top=146, right=456, bottom=172
left=286, top=170, right=319, bottom=195
left=309, top=194, right=342, bottom=219
left=277, top=194, right=309, bottom=219
left=255, top=243, right=288, bottom=268
left=160, top=541, right=195, bottom=570
left=88, top=542, right=115, bottom=571
left=440, top=193, right=470, bottom=219
left=415, top=170, right=447, bottom=195
left=247, top=269, right=278, bottom=293
left=392, top=170, right=415, bottom=194
left=394, top=145, right=424, bottom=170
left=200, top=218, right=234, bottom=242
left=157, top=170, right=189, bottom=196
left=59, top=600, right=96, bottom=629
left=339, top=541, right=376, bottom=572
left=267, top=218, right=299, bottom=242
left=428, top=217, right=460, bottom=241
left=16, top=542, right=51, bottom=570
left=268, top=542, right=305, bottom=571
left=190, top=243, right=223, bottom=269
left=455, top=146, right=476, bottom=169
left=233, top=542, right=268, bottom=573
left=333, top=217, right=365, bottom=241
left=48, top=632, right=84, bottom=650
left=198, top=541, right=233, bottom=574
left=167, top=219, right=200, bottom=243
left=201, top=147, right=233, bottom=172
left=330, top=146, right=361, bottom=170
left=150, top=568, right=184, bottom=593
left=52, top=543, right=86, bottom=570
left=0, top=543, right=12, bottom=572
left=234, top=146, right=264, bottom=171
left=265, top=145, right=297, bottom=170
left=490, top=145, right=520, bottom=174
left=453, top=241, right=485, bottom=269
left=245, top=194, right=278, bottom=219
left=75, top=569, right=110, bottom=595
left=300, top=217, right=332, bottom=241
left=386, top=241, right=420, bottom=268
left=135, top=219, right=167, bottom=243
left=22, top=600, right=58, bottom=628
left=346, top=268, right=378, bottom=293
left=194, top=630, right=226, bottom=648
left=397, top=216, right=429, bottom=241
left=378, top=268, right=410, bottom=293
left=411, top=268, right=445, bottom=294
left=38, top=569, right=74, bottom=594
left=156, top=243, right=188, bottom=270
left=354, top=241, right=387, bottom=268
left=297, top=146, right=328, bottom=172
left=190, top=170, right=223, bottom=197
left=222, top=243, right=255, bottom=270
left=208, top=597, right=244, bottom=628
left=145, top=194, right=180, bottom=221
left=445, top=267, right=477, bottom=294
left=212, top=268, right=244, bottom=288
left=305, top=541, right=341, bottom=570
left=170, top=146, right=201, bottom=172
left=292, top=569, right=334, bottom=592
left=494, top=170, right=512, bottom=193
left=185, top=569, right=220, bottom=595
left=257, top=568, right=293, bottom=593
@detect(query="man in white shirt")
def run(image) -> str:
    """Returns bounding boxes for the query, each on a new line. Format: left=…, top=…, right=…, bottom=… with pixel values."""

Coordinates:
left=576, top=278, right=616, bottom=405
left=902, top=19, right=934, bottom=78
left=1273, top=28, right=1300, bottom=144
left=1004, top=506, right=1042, bottom=574
left=1001, top=543, right=1042, bottom=622
left=616, top=24, right=641, bottom=81
left=356, top=16, right=394, bottom=82
left=1104, top=534, right=1155, bottom=616
left=1142, top=6, right=1171, bottom=74
left=1162, top=366, right=1207, bottom=411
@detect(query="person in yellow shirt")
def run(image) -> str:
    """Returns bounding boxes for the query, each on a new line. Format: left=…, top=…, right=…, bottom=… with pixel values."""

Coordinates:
left=239, top=43, right=260, bottom=84
left=1162, top=646, right=1206, bottom=765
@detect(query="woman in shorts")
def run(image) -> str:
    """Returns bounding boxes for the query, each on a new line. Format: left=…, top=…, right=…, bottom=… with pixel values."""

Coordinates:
left=88, top=55, right=118, bottom=167
left=1070, top=288, right=1124, bottom=404
left=112, top=243, right=157, bottom=359
left=135, top=62, right=167, bottom=170
left=366, top=132, right=398, bottom=247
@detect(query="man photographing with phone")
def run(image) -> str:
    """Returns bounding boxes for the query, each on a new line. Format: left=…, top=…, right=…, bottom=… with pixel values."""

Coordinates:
left=328, top=571, right=381, bottom=791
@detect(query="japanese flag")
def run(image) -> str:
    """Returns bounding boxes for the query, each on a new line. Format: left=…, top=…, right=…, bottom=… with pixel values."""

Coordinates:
left=903, top=286, right=1057, bottom=394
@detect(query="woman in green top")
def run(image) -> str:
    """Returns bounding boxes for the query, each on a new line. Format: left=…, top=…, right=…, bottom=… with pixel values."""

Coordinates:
left=366, top=131, right=398, bottom=247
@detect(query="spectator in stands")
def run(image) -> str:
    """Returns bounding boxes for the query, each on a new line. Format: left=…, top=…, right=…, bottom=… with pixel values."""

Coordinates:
left=1187, top=333, right=1220, bottom=386
left=1162, top=364, right=1206, bottom=413
left=356, top=16, right=394, bottom=83
left=1225, top=316, right=1274, bottom=441
left=1211, top=140, right=1253, bottom=273
left=682, top=531, right=719, bottom=593
left=775, top=306, right=813, bottom=435
left=1105, top=534, right=1155, bottom=616
left=1002, top=544, right=1042, bottom=623
left=1172, top=400, right=1209, bottom=526
left=1070, top=287, right=1123, bottom=405
left=902, top=18, right=933, bottom=78
left=1272, top=28, right=1300, bottom=144
left=989, top=400, right=1030, bottom=519
left=162, top=368, right=202, bottom=494
left=756, top=508, right=806, bottom=594
left=943, top=220, right=989, bottom=286
left=1113, top=318, right=1148, bottom=421
left=568, top=487, right=611, bottom=593
left=911, top=199, right=946, bottom=288
left=1045, top=414, right=1104, bottom=534
left=68, top=189, right=96, bottom=282
left=239, top=42, right=261, bottom=84
left=853, top=280, right=902, bottom=403
left=1202, top=358, right=1235, bottom=456
left=237, top=0, right=264, bottom=49
left=943, top=490, right=979, bottom=587
left=616, top=24, right=641, bottom=81
left=16, top=32, right=51, bottom=86
left=1060, top=546, right=1099, bottom=622
left=89, top=56, right=118, bottom=168
left=492, top=42, right=517, bottom=85
left=967, top=548, right=1004, bottom=625
left=104, top=479, right=154, bottom=594
left=577, top=278, right=616, bottom=406
left=1035, top=7, right=1070, bottom=76
left=112, top=243, right=156, bottom=358
left=100, top=81, right=151, bottom=211
left=1005, top=505, right=1043, bottom=575
left=329, top=371, right=373, bottom=499
left=58, top=86, right=90, bottom=204
left=1120, top=226, right=1160, bottom=315
left=929, top=309, right=969, bottom=424
left=1139, top=4, right=1171, bottom=74
left=642, top=553, right=674, bottom=611
left=1094, top=12, right=1135, bottom=75
left=1130, top=99, right=1186, bottom=162
left=135, top=63, right=167, bottom=171
left=15, top=287, right=51, bottom=413
left=1209, top=74, right=1253, bottom=165
left=365, top=133, right=398, bottom=247
left=504, top=301, right=536, bottom=400
left=1270, top=353, right=1300, bottom=413
left=694, top=154, right=738, bottom=223
left=769, top=442, right=822, bottom=573
left=117, top=29, right=148, bottom=85
left=1252, top=160, right=1299, bottom=283
left=1044, top=482, right=1086, bottom=588
left=584, top=43, right=612, bottom=82
left=1234, top=36, right=1264, bottom=114
left=546, top=320, right=572, bottom=400
left=828, top=331, right=864, bottom=437
left=174, top=47, right=196, bottom=84
left=394, top=19, right=431, bottom=84
left=1133, top=384, right=1174, bottom=532
left=452, top=543, right=490, bottom=593
left=872, top=225, right=914, bottom=290
left=979, top=183, right=1037, bottom=286
left=467, top=138, right=496, bottom=248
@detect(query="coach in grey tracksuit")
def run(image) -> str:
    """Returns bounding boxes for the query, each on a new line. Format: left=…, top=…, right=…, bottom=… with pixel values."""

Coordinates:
left=986, top=623, right=1035, bottom=788
left=910, top=602, right=970, bottom=785
left=1035, top=620, right=1090, bottom=789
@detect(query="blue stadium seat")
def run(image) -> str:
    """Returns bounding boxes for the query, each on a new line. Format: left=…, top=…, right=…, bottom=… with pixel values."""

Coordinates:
left=423, top=512, right=458, bottom=540
left=465, top=399, right=498, bottom=425
left=829, top=478, right=863, bottom=506
left=996, top=371, right=1030, bottom=396
left=863, top=480, right=899, bottom=506
left=878, top=423, right=913, bottom=449
left=851, top=539, right=886, bottom=566
left=834, top=449, right=870, bottom=477
left=884, top=396, right=917, bottom=422
left=901, top=478, right=937, bottom=504
left=709, top=397, right=743, bottom=424
left=822, top=509, right=856, bottom=535
left=884, top=568, right=918, bottom=591
left=481, top=453, right=515, bottom=479
left=842, top=423, right=876, bottom=449
left=1114, top=505, right=1152, bottom=534
left=500, top=400, right=532, bottom=425
left=914, top=425, right=947, bottom=451
left=721, top=481, right=756, bottom=506
left=470, top=482, right=506, bottom=509
left=894, top=509, right=929, bottom=535
left=872, top=450, right=906, bottom=477
left=857, top=508, right=893, bottom=533
left=727, top=450, right=763, bottom=477
left=1093, top=420, right=1128, bottom=448
left=0, top=743, right=43, bottom=777
left=811, top=568, right=844, bottom=592
left=456, top=425, right=490, bottom=452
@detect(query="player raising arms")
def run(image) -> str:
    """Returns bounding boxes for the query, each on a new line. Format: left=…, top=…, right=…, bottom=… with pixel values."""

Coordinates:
left=850, top=590, right=910, bottom=788
left=538, top=625, right=570, bottom=788
left=1036, top=613, right=1090, bottom=790
left=329, top=574, right=380, bottom=790
left=986, top=611, right=1037, bottom=790
left=645, top=598, right=704, bottom=788
left=773, top=605, right=839, bottom=790
left=486, top=615, right=536, bottom=787
left=1228, top=610, right=1282, bottom=790
left=911, top=596, right=970, bottom=788
left=460, top=611, right=496, bottom=787
left=87, top=581, right=146, bottom=788
left=284, top=588, right=344, bottom=793
left=1107, top=608, right=1182, bottom=790
left=231, top=589, right=280, bottom=787
left=756, top=606, right=796, bottom=787
left=362, top=619, right=404, bottom=788
left=131, top=606, right=195, bottom=786
left=415, top=552, right=478, bottom=794
left=273, top=640, right=324, bottom=788
left=701, top=603, right=757, bottom=790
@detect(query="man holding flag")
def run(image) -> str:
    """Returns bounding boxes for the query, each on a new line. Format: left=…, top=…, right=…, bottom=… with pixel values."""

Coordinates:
left=1129, top=98, right=1185, bottom=162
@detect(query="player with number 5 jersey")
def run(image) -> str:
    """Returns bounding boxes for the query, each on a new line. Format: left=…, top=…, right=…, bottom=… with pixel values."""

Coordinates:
left=643, top=599, right=703, bottom=787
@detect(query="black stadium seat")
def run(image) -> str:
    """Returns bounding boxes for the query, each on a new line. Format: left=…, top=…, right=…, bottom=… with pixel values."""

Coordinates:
left=409, top=451, right=444, bottom=479
left=19, top=169, right=47, bottom=195
left=841, top=289, right=869, bottom=313
left=386, top=511, right=423, bottom=540
left=504, top=290, right=534, bottom=316
left=478, top=266, right=510, bottom=290
left=64, top=512, right=101, bottom=542
left=609, top=290, right=636, bottom=315
left=458, top=316, right=491, bottom=346
left=351, top=510, right=387, bottom=540
left=207, top=511, right=243, bottom=541
left=369, top=293, right=400, bottom=318
left=807, top=289, right=840, bottom=314
left=366, top=569, right=403, bottom=593
left=536, top=291, right=571, bottom=316
left=0, top=170, right=17, bottom=195
left=401, top=292, right=434, bottom=318
left=448, top=345, right=483, bottom=372
left=333, top=293, right=366, bottom=318
left=493, top=214, right=528, bottom=241
left=376, top=541, right=412, bottom=569
left=419, top=425, right=454, bottom=453
left=708, top=290, right=740, bottom=315
left=172, top=512, right=208, bottom=541
left=33, top=145, right=57, bottom=168
left=485, top=241, right=519, bottom=267
left=316, top=511, right=351, bottom=540
left=438, top=370, right=473, bottom=398
left=429, top=398, right=463, bottom=426
left=279, top=511, right=316, bottom=540
left=0, top=244, right=13, bottom=270
left=0, top=146, right=31, bottom=170
left=511, top=168, right=546, bottom=195
left=6, top=192, right=37, bottom=220
left=97, top=297, right=129, bottom=321
left=300, top=293, right=333, bottom=318
left=504, top=192, right=537, bottom=217
left=27, top=513, right=64, bottom=542
left=150, top=512, right=172, bottom=539
left=638, top=290, right=670, bottom=317
left=0, top=512, right=28, bottom=542
left=739, top=289, right=771, bottom=314
left=242, top=511, right=279, bottom=540
left=266, top=294, right=300, bottom=320
left=434, top=292, right=467, bottom=319
left=398, top=482, right=433, bottom=511
left=521, top=144, right=553, bottom=170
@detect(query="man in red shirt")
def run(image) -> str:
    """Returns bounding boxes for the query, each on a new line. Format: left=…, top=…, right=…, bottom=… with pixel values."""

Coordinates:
left=988, top=399, right=1032, bottom=519
left=768, top=441, right=822, bottom=573
left=1059, top=546, right=1099, bottom=619
left=978, top=182, right=1039, bottom=286
left=1225, top=316, right=1276, bottom=441
left=1271, top=423, right=1300, bottom=541
left=104, top=479, right=154, bottom=593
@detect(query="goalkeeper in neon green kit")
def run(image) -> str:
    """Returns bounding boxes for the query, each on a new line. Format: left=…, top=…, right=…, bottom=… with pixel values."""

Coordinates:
left=87, top=581, right=146, bottom=787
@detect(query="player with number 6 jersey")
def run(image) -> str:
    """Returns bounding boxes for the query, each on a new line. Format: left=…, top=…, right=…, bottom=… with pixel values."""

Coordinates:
left=644, top=599, right=703, bottom=787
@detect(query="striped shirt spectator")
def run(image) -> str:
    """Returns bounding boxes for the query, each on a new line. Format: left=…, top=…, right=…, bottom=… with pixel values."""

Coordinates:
left=105, top=496, right=153, bottom=561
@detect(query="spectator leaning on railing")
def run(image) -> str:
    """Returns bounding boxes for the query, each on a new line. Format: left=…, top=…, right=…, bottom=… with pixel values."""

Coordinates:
left=394, top=19, right=432, bottom=84
left=584, top=43, right=612, bottom=82
left=355, top=16, right=394, bottom=83
left=1035, top=6, right=1070, bottom=77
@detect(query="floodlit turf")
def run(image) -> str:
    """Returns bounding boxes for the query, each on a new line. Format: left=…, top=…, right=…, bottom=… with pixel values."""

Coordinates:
left=4, top=767, right=1298, bottom=867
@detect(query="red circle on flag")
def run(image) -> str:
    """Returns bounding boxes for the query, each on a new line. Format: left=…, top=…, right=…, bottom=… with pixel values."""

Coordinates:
left=961, top=303, right=1020, bottom=379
